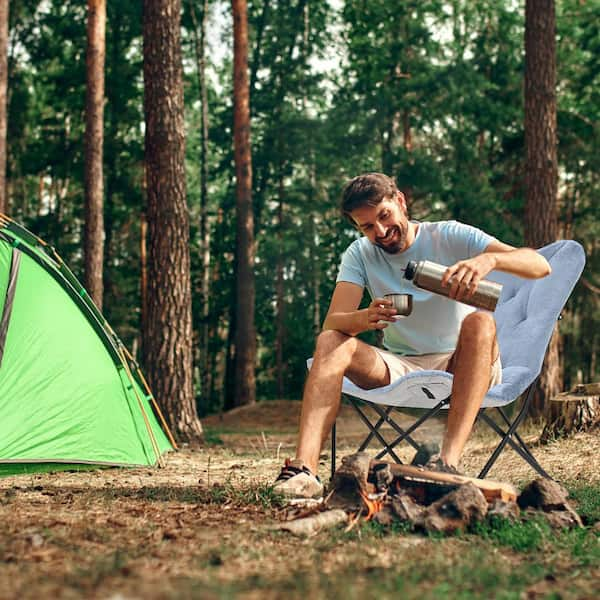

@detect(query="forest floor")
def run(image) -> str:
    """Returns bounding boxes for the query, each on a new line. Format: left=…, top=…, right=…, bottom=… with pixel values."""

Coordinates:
left=0, top=399, right=598, bottom=599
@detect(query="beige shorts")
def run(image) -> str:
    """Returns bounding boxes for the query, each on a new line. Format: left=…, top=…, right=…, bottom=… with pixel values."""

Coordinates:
left=374, top=348, right=502, bottom=389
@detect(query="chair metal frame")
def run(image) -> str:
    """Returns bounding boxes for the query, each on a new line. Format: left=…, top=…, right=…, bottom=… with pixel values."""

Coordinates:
left=331, top=375, right=549, bottom=481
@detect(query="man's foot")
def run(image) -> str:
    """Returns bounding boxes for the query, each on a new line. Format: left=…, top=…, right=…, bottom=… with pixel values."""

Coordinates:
left=410, top=442, right=440, bottom=467
left=273, top=458, right=324, bottom=500
left=424, top=454, right=462, bottom=476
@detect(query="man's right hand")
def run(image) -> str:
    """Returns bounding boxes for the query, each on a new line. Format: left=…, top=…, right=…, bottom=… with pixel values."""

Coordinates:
left=365, top=298, right=397, bottom=330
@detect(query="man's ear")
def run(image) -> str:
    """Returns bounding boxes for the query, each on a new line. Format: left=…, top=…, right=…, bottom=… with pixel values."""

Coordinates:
left=397, top=191, right=407, bottom=212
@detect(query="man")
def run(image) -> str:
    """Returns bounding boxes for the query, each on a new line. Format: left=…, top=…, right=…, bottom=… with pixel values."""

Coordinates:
left=274, top=172, right=551, bottom=499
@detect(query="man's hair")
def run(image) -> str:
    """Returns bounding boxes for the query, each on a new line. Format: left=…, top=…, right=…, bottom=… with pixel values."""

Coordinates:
left=340, top=173, right=399, bottom=220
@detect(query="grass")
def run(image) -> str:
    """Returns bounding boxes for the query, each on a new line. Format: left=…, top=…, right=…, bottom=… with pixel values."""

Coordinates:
left=1, top=446, right=598, bottom=599
left=205, top=480, right=286, bottom=509
left=566, top=482, right=600, bottom=525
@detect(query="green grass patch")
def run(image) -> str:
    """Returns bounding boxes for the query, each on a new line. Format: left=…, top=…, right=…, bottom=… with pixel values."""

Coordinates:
left=205, top=480, right=286, bottom=509
left=566, top=482, right=600, bottom=525
left=473, top=516, right=552, bottom=552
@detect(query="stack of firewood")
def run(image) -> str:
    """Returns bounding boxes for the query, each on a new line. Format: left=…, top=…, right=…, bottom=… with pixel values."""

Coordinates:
left=277, top=453, right=582, bottom=537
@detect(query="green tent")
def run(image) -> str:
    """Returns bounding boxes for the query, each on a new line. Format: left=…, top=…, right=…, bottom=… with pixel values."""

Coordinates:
left=0, top=214, right=174, bottom=475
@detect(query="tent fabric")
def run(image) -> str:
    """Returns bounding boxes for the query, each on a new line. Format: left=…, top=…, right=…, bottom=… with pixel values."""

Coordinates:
left=0, top=215, right=174, bottom=475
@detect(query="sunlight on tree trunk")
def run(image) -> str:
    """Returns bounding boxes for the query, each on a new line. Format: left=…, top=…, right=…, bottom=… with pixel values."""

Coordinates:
left=524, top=0, right=561, bottom=416
left=232, top=0, right=256, bottom=407
left=84, top=0, right=106, bottom=310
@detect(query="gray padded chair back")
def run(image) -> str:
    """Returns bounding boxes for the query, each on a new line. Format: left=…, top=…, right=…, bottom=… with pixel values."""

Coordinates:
left=488, top=240, right=585, bottom=400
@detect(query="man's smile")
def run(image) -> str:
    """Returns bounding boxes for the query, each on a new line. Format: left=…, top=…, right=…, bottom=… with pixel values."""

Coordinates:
left=375, top=225, right=405, bottom=253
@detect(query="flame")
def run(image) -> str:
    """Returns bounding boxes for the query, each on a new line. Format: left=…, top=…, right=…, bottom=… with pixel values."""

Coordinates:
left=359, top=489, right=384, bottom=521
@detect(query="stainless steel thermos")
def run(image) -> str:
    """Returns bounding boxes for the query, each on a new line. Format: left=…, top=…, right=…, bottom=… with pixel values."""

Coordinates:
left=403, top=260, right=502, bottom=311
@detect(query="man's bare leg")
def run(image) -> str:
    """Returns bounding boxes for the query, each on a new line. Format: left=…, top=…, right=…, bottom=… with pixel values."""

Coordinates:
left=295, top=330, right=391, bottom=474
left=441, top=311, right=499, bottom=468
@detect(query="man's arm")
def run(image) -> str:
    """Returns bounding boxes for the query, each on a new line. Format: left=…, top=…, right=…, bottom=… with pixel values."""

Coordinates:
left=442, top=240, right=551, bottom=301
left=322, top=281, right=397, bottom=336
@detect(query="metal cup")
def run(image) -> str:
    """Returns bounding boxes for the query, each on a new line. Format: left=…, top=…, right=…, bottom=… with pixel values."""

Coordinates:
left=384, top=293, right=413, bottom=318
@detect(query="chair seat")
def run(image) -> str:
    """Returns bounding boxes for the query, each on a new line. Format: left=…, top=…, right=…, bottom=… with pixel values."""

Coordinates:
left=307, top=357, right=536, bottom=409
left=339, top=366, right=535, bottom=409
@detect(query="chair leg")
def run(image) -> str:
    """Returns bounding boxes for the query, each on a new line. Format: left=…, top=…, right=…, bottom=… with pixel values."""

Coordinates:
left=358, top=406, right=394, bottom=452
left=350, top=400, right=404, bottom=463
left=478, top=412, right=550, bottom=479
left=368, top=403, right=421, bottom=451
left=348, top=395, right=448, bottom=462
left=377, top=399, right=449, bottom=459
left=477, top=384, right=551, bottom=479
left=331, top=421, right=336, bottom=481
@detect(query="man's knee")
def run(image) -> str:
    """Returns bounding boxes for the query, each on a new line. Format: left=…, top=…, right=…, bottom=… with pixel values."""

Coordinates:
left=314, top=329, right=356, bottom=357
left=459, top=311, right=497, bottom=347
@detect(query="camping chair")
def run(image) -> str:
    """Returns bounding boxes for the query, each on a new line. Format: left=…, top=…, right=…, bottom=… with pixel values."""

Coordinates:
left=327, top=240, right=586, bottom=481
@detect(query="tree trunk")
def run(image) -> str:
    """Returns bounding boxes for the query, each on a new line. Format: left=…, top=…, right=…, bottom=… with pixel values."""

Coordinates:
left=540, top=383, right=600, bottom=443
left=275, top=172, right=285, bottom=399
left=524, top=0, right=560, bottom=415
left=190, top=0, right=211, bottom=408
left=142, top=0, right=203, bottom=442
left=84, top=0, right=106, bottom=310
left=140, top=211, right=148, bottom=361
left=0, top=0, right=8, bottom=215
left=231, top=0, right=256, bottom=407
left=103, top=5, right=123, bottom=318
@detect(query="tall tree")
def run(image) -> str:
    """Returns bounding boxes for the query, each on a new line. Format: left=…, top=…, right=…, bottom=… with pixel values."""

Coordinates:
left=189, top=0, right=211, bottom=406
left=524, top=0, right=560, bottom=413
left=231, top=0, right=256, bottom=407
left=0, top=0, right=8, bottom=214
left=84, top=0, right=106, bottom=309
left=142, top=0, right=203, bottom=441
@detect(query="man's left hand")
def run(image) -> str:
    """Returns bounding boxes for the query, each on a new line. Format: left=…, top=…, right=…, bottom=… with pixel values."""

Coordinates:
left=441, top=254, right=497, bottom=301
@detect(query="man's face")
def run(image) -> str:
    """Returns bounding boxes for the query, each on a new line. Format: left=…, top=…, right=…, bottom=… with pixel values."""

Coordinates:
left=350, top=192, right=414, bottom=254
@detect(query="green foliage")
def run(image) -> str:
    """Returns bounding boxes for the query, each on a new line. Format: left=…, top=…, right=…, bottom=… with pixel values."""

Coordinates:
left=6, top=0, right=599, bottom=410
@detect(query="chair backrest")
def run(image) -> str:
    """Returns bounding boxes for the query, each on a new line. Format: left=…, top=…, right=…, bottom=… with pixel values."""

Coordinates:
left=489, top=240, right=585, bottom=380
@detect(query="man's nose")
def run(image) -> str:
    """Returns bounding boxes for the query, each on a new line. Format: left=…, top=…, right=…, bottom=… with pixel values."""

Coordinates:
left=374, top=221, right=386, bottom=237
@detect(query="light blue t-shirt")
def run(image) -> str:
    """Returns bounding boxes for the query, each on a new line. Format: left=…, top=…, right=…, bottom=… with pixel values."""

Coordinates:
left=336, top=220, right=496, bottom=355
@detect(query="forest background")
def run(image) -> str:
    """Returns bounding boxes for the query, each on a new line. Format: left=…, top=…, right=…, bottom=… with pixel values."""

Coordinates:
left=2, top=0, right=598, bottom=436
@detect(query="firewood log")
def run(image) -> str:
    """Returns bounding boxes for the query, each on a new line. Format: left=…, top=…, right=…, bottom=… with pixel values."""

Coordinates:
left=370, top=460, right=518, bottom=503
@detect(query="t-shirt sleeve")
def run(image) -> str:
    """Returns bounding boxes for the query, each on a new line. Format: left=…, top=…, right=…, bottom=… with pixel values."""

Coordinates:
left=336, top=240, right=366, bottom=287
left=443, top=221, right=497, bottom=259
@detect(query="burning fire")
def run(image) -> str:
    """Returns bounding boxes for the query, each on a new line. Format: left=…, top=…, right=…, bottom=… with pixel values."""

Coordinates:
left=359, top=489, right=385, bottom=520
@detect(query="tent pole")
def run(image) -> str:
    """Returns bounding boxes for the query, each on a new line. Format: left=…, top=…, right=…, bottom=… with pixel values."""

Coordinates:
left=121, top=345, right=178, bottom=449
left=118, top=348, right=165, bottom=467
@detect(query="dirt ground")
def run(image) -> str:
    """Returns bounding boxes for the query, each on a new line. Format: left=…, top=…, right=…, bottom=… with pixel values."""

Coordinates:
left=0, top=400, right=597, bottom=599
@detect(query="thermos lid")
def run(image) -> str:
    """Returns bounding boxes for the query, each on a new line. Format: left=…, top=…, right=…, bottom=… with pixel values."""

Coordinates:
left=404, top=261, right=417, bottom=280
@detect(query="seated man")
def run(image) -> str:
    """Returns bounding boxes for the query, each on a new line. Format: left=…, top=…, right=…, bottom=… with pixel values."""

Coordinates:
left=274, top=172, right=551, bottom=499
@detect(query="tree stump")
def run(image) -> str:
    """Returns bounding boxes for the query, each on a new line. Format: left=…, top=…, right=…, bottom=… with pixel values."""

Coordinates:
left=540, top=383, right=600, bottom=443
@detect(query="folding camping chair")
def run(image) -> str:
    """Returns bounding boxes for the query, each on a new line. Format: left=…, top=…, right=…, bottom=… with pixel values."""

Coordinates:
left=328, top=240, right=586, bottom=480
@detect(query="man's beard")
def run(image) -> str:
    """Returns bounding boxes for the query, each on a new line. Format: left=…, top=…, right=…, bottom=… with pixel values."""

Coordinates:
left=375, top=226, right=405, bottom=254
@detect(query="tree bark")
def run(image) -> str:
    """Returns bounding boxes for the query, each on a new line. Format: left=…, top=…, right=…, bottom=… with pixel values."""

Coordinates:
left=84, top=0, right=106, bottom=310
left=140, top=211, right=148, bottom=359
left=540, top=383, right=600, bottom=442
left=231, top=0, right=256, bottom=407
left=0, top=0, right=8, bottom=215
left=275, top=172, right=284, bottom=399
left=524, top=0, right=560, bottom=414
left=143, top=0, right=203, bottom=442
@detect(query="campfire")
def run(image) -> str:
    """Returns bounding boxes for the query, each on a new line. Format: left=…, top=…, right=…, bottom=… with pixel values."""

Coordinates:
left=277, top=452, right=583, bottom=537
